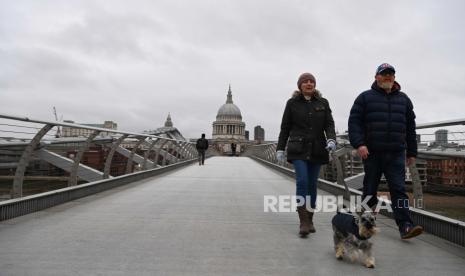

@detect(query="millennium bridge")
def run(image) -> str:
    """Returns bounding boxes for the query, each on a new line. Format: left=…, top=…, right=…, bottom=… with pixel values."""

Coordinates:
left=0, top=113, right=464, bottom=276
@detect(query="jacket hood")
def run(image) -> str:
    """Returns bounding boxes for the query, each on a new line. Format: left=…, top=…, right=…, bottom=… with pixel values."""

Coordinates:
left=292, top=89, right=322, bottom=99
left=371, top=81, right=401, bottom=94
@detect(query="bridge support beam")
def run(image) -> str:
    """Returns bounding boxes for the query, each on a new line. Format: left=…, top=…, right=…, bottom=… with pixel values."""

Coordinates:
left=409, top=163, right=424, bottom=209
left=69, top=130, right=100, bottom=186
left=36, top=149, right=105, bottom=182
left=142, top=139, right=161, bottom=170
left=154, top=140, right=169, bottom=166
left=162, top=141, right=172, bottom=166
left=103, top=134, right=129, bottom=179
left=179, top=142, right=190, bottom=160
left=115, top=145, right=155, bottom=169
left=126, top=137, right=146, bottom=174
left=12, top=124, right=55, bottom=198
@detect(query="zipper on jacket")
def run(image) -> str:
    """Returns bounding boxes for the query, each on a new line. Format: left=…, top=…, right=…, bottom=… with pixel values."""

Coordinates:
left=387, top=94, right=392, bottom=142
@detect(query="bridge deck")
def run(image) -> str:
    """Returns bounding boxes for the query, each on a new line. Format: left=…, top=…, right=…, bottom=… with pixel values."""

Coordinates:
left=1, top=157, right=464, bottom=276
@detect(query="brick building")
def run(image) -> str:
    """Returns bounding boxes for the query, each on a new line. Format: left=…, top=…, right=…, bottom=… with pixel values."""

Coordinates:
left=427, top=158, right=465, bottom=187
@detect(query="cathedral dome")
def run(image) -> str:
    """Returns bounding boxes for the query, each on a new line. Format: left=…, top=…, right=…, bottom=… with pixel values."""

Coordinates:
left=217, top=103, right=242, bottom=119
left=216, top=85, right=242, bottom=120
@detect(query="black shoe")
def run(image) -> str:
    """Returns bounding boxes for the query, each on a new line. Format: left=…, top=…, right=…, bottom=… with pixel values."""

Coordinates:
left=400, top=224, right=423, bottom=240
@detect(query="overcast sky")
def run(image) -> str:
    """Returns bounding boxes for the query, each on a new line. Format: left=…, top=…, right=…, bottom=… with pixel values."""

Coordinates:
left=1, top=0, right=464, bottom=141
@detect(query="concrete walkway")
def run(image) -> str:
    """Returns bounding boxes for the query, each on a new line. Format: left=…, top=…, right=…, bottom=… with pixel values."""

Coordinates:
left=0, top=157, right=464, bottom=276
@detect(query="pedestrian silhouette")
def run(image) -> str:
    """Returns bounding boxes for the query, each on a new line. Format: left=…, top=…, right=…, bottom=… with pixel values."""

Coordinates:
left=196, top=133, right=209, bottom=165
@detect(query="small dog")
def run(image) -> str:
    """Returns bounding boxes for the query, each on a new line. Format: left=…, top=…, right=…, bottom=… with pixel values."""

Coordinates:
left=331, top=211, right=378, bottom=268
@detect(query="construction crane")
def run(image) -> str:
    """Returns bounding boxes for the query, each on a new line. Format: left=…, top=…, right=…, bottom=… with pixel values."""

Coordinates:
left=53, top=106, right=62, bottom=138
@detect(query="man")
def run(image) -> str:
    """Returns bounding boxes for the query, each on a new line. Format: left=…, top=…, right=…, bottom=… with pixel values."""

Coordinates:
left=231, top=143, right=236, bottom=156
left=348, top=63, right=423, bottom=240
left=196, top=133, right=209, bottom=165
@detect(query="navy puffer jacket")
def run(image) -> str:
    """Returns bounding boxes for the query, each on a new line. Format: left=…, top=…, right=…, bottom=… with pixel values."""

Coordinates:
left=348, top=81, right=417, bottom=157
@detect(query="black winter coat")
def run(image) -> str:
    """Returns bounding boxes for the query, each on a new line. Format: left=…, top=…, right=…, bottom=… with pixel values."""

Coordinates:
left=196, top=138, right=209, bottom=151
left=277, top=91, right=336, bottom=164
left=348, top=81, right=417, bottom=157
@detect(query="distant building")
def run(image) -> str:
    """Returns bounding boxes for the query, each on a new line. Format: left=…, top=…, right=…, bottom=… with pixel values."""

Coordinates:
left=245, top=130, right=249, bottom=141
left=420, top=147, right=465, bottom=190
left=212, top=85, right=246, bottom=154
left=62, top=120, right=117, bottom=137
left=435, top=129, right=448, bottom=146
left=254, top=125, right=265, bottom=143
left=143, top=113, right=187, bottom=141
left=427, top=157, right=465, bottom=188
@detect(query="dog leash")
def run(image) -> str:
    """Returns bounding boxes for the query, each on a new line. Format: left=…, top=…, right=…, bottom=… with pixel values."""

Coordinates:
left=329, top=149, right=352, bottom=202
left=329, top=149, right=363, bottom=222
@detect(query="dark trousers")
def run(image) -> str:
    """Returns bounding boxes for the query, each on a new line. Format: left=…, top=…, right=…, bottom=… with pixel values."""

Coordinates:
left=293, top=160, right=321, bottom=209
left=198, top=150, right=205, bottom=165
left=362, top=151, right=413, bottom=228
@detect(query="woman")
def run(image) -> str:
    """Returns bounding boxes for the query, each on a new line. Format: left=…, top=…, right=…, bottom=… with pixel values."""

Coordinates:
left=276, top=72, right=336, bottom=237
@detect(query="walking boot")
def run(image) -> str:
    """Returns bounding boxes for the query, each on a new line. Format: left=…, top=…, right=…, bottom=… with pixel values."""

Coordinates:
left=297, top=206, right=310, bottom=237
left=307, top=209, right=316, bottom=233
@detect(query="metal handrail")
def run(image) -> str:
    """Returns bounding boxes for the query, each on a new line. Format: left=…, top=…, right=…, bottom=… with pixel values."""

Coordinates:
left=0, top=113, right=191, bottom=143
left=0, top=113, right=198, bottom=199
left=245, top=137, right=465, bottom=247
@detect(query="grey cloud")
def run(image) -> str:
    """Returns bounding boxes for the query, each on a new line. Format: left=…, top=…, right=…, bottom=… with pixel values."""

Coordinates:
left=49, top=9, right=166, bottom=60
left=1, top=0, right=464, bottom=141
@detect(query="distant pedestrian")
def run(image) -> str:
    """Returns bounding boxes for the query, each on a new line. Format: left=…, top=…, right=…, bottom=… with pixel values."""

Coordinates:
left=196, top=133, right=209, bottom=165
left=348, top=63, right=423, bottom=239
left=231, top=143, right=236, bottom=156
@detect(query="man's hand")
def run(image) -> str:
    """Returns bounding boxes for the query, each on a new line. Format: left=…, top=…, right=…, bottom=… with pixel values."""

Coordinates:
left=406, top=157, right=416, bottom=167
left=357, top=146, right=369, bottom=159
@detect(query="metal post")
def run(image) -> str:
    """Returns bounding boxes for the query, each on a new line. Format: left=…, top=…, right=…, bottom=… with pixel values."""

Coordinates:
left=409, top=162, right=424, bottom=209
left=155, top=139, right=169, bottom=166
left=103, top=134, right=129, bottom=179
left=12, top=124, right=54, bottom=198
left=181, top=143, right=190, bottom=160
left=186, top=143, right=194, bottom=159
left=171, top=142, right=181, bottom=163
left=264, top=146, right=273, bottom=163
left=142, top=138, right=160, bottom=170
left=68, top=130, right=100, bottom=186
left=177, top=142, right=189, bottom=160
left=331, top=148, right=352, bottom=201
left=264, top=146, right=271, bottom=161
left=269, top=144, right=277, bottom=163
left=125, top=137, right=146, bottom=174
left=187, top=144, right=196, bottom=159
left=163, top=141, right=174, bottom=166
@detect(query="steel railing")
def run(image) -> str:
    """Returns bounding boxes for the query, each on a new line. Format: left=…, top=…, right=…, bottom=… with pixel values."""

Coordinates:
left=244, top=137, right=465, bottom=247
left=0, top=113, right=199, bottom=199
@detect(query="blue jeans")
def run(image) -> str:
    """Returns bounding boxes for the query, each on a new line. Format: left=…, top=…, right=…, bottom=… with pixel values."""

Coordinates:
left=362, top=151, right=413, bottom=229
left=293, top=160, right=321, bottom=209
